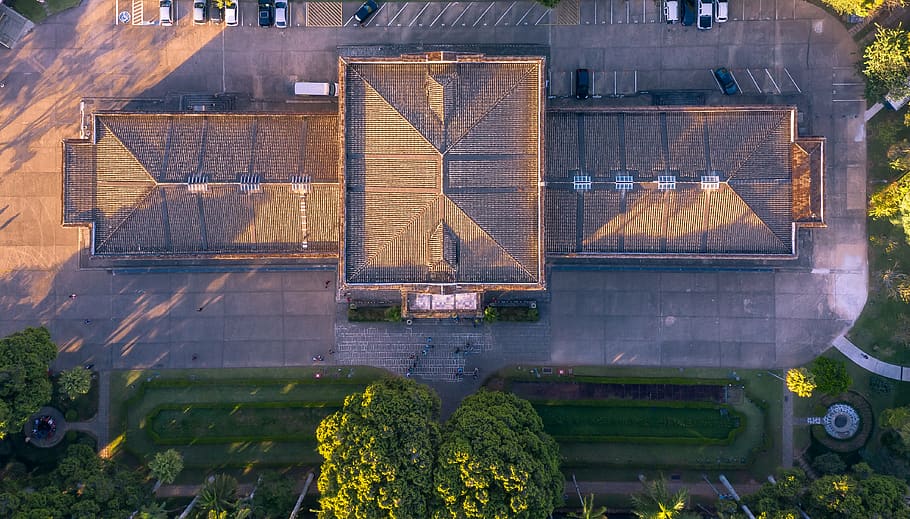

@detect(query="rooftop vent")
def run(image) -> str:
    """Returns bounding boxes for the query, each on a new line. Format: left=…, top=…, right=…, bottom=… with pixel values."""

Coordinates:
left=701, top=175, right=720, bottom=190
left=615, top=174, right=634, bottom=191
left=657, top=175, right=676, bottom=190
left=291, top=174, right=311, bottom=194
left=239, top=174, right=262, bottom=193
left=573, top=174, right=592, bottom=191
left=187, top=174, right=208, bottom=193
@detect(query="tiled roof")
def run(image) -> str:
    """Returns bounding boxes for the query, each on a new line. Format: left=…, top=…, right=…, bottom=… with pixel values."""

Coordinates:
left=63, top=114, right=340, bottom=256
left=545, top=108, right=812, bottom=256
left=342, top=56, right=544, bottom=286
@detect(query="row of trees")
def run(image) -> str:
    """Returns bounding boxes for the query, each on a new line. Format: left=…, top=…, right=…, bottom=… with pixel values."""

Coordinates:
left=718, top=464, right=910, bottom=519
left=785, top=357, right=852, bottom=398
left=315, top=378, right=564, bottom=519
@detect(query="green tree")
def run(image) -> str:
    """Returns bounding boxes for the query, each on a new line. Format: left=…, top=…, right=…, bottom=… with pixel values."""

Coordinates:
left=434, top=390, right=563, bottom=519
left=250, top=471, right=296, bottom=519
left=785, top=368, right=816, bottom=398
left=863, top=25, right=910, bottom=100
left=881, top=405, right=910, bottom=455
left=809, top=357, right=852, bottom=395
left=316, top=378, right=441, bottom=519
left=0, top=327, right=57, bottom=438
left=148, top=449, right=184, bottom=490
left=739, top=469, right=806, bottom=519
left=811, top=453, right=847, bottom=475
left=631, top=478, right=699, bottom=519
left=59, top=366, right=92, bottom=400
left=137, top=501, right=169, bottom=519
left=823, top=0, right=892, bottom=16
left=198, top=474, right=240, bottom=517
left=567, top=494, right=608, bottom=519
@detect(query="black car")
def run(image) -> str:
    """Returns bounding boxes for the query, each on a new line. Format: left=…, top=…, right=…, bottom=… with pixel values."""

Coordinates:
left=210, top=4, right=223, bottom=23
left=682, top=0, right=695, bottom=26
left=575, top=69, right=590, bottom=99
left=354, top=0, right=378, bottom=24
left=713, top=67, right=738, bottom=95
left=258, top=1, right=273, bottom=26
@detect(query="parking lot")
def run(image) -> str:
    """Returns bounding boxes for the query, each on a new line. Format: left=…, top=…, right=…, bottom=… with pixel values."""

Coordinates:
left=118, top=0, right=807, bottom=28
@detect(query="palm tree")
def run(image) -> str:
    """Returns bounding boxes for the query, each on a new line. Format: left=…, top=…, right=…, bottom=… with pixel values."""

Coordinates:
left=197, top=474, right=240, bottom=517
left=631, top=478, right=693, bottom=519
left=568, top=493, right=608, bottom=519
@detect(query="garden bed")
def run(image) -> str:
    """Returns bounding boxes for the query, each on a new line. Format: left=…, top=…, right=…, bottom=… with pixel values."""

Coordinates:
left=347, top=305, right=401, bottom=322
left=510, top=380, right=727, bottom=402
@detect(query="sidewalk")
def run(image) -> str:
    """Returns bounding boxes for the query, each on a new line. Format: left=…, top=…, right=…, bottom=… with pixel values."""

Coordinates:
left=831, top=334, right=906, bottom=381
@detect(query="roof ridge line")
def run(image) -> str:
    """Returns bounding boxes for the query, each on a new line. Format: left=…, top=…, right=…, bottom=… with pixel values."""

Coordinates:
left=445, top=195, right=536, bottom=281
left=726, top=187, right=789, bottom=250
left=445, top=63, right=536, bottom=153
left=350, top=194, right=440, bottom=281
left=724, top=111, right=789, bottom=181
left=96, top=117, right=160, bottom=185
left=93, top=187, right=159, bottom=253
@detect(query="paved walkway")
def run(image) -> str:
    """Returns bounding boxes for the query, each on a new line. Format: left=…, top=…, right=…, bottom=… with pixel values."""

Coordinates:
left=832, top=334, right=908, bottom=381
left=65, top=370, right=112, bottom=457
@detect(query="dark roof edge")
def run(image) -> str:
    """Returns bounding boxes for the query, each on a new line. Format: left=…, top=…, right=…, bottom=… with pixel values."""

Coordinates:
left=545, top=105, right=797, bottom=114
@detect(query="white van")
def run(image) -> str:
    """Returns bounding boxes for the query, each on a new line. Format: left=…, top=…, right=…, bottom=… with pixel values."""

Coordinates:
left=225, top=1, right=238, bottom=25
left=665, top=1, right=679, bottom=23
left=294, top=82, right=339, bottom=97
left=160, top=0, right=174, bottom=26
left=715, top=0, right=728, bottom=22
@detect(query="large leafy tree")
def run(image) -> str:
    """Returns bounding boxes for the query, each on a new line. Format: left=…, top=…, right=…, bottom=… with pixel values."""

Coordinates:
left=863, top=26, right=910, bottom=100
left=250, top=471, right=296, bottom=519
left=810, top=357, right=852, bottom=396
left=785, top=368, right=816, bottom=398
left=0, top=327, right=57, bottom=438
left=148, top=449, right=184, bottom=490
left=316, top=378, right=441, bottom=519
left=823, top=0, right=895, bottom=16
left=434, top=390, right=562, bottom=519
left=881, top=405, right=910, bottom=455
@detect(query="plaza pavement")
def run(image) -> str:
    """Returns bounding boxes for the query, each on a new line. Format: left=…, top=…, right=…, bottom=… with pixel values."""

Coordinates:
left=0, top=1, right=867, bottom=392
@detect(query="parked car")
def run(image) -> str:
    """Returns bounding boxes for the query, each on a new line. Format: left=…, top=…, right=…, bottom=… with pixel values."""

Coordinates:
left=715, top=0, right=728, bottom=22
left=681, top=0, right=695, bottom=26
left=193, top=0, right=207, bottom=24
left=258, top=0, right=273, bottom=26
left=575, top=69, right=590, bottom=99
left=225, top=1, right=238, bottom=25
left=210, top=3, right=223, bottom=23
left=354, top=0, right=379, bottom=25
left=159, top=0, right=174, bottom=26
left=713, top=67, right=738, bottom=95
left=697, top=0, right=713, bottom=29
left=294, top=82, right=339, bottom=96
left=275, top=0, right=287, bottom=27
left=664, top=0, right=679, bottom=23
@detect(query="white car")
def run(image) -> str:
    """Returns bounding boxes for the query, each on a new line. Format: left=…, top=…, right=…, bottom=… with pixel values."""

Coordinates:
left=715, top=0, right=728, bottom=22
left=193, top=0, right=206, bottom=24
left=697, top=0, right=713, bottom=30
left=225, top=1, right=238, bottom=25
left=275, top=1, right=288, bottom=28
left=159, top=0, right=174, bottom=26
left=665, top=0, right=679, bottom=23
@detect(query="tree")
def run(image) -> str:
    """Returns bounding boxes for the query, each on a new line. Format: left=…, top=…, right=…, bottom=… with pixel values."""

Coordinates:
left=740, top=468, right=806, bottom=519
left=567, top=494, right=608, bottom=519
left=250, top=471, right=296, bottom=519
left=631, top=478, right=699, bottom=519
left=863, top=25, right=910, bottom=100
left=148, top=449, right=184, bottom=490
left=823, top=0, right=892, bottom=16
left=881, top=405, right=910, bottom=455
left=198, top=474, right=240, bottom=517
left=434, top=390, right=563, bottom=519
left=810, top=357, right=852, bottom=396
left=785, top=368, right=816, bottom=398
left=0, top=327, right=57, bottom=438
left=812, top=453, right=847, bottom=475
left=59, top=366, right=92, bottom=400
left=316, top=378, right=441, bottom=519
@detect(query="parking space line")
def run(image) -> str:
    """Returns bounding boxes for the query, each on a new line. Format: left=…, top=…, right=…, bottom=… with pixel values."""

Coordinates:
left=452, top=3, right=471, bottom=25
left=784, top=68, right=801, bottom=93
left=746, top=69, right=761, bottom=93
left=614, top=71, right=618, bottom=96
left=408, top=2, right=429, bottom=26
left=625, top=0, right=630, bottom=23
left=387, top=3, right=408, bottom=26
left=634, top=70, right=637, bottom=92
left=609, top=0, right=613, bottom=23
left=729, top=71, right=743, bottom=94
left=474, top=2, right=494, bottom=26
left=534, top=8, right=549, bottom=24
left=430, top=2, right=453, bottom=26
left=516, top=4, right=534, bottom=24
left=710, top=69, right=723, bottom=92
left=366, top=3, right=387, bottom=26
left=495, top=2, right=515, bottom=25
left=764, top=68, right=781, bottom=94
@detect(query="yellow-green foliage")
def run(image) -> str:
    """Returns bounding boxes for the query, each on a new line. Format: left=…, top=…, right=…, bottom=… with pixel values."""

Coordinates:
left=786, top=368, right=816, bottom=398
left=823, top=0, right=890, bottom=16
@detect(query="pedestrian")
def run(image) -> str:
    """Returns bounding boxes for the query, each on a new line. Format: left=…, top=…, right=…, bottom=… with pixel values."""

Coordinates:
left=197, top=307, right=204, bottom=312
left=83, top=363, right=94, bottom=370
left=329, top=349, right=335, bottom=355
left=69, top=293, right=77, bottom=299
left=83, top=319, right=92, bottom=325
left=325, top=280, right=331, bottom=289
left=191, top=354, right=198, bottom=361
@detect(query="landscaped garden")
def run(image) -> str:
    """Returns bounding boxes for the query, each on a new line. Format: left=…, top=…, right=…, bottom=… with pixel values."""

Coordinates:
left=108, top=367, right=386, bottom=479
left=488, top=365, right=780, bottom=481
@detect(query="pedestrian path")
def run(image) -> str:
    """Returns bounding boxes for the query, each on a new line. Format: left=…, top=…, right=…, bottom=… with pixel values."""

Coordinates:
left=832, top=334, right=907, bottom=381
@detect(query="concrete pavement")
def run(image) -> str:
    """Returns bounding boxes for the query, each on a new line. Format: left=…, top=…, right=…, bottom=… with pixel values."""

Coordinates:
left=832, top=334, right=908, bottom=381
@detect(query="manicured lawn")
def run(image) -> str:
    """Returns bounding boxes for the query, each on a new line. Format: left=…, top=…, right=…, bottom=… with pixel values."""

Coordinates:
left=109, top=367, right=386, bottom=475
left=494, top=365, right=780, bottom=481
left=849, top=109, right=910, bottom=364
left=533, top=401, right=742, bottom=443
left=8, top=0, right=80, bottom=22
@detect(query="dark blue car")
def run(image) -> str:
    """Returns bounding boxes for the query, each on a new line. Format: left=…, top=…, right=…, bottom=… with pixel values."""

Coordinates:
left=713, top=67, right=738, bottom=95
left=354, top=0, right=378, bottom=24
left=682, top=0, right=696, bottom=26
left=258, top=1, right=273, bottom=26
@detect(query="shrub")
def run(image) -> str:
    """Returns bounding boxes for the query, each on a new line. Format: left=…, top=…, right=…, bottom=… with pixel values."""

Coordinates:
left=347, top=305, right=402, bottom=322
left=786, top=368, right=816, bottom=398
left=810, top=358, right=852, bottom=396
left=64, top=410, right=77, bottom=422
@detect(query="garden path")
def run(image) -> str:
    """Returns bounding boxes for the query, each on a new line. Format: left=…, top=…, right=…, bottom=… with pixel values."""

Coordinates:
left=832, top=335, right=910, bottom=381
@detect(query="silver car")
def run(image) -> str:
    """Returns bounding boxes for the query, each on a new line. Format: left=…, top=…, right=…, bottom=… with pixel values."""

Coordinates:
left=275, top=1, right=288, bottom=28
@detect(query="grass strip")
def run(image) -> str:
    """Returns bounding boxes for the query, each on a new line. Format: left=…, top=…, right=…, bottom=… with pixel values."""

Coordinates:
left=146, top=402, right=341, bottom=445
